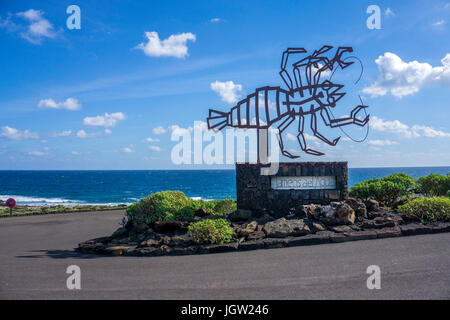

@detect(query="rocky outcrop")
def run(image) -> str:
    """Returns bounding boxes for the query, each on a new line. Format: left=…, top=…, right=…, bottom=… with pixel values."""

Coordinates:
left=263, top=218, right=311, bottom=238
left=78, top=198, right=450, bottom=257
left=153, top=220, right=189, bottom=233
left=228, top=209, right=252, bottom=222
left=344, top=198, right=367, bottom=219
left=336, top=203, right=355, bottom=224
left=365, top=199, right=380, bottom=212
left=234, top=221, right=258, bottom=238
left=305, top=202, right=355, bottom=226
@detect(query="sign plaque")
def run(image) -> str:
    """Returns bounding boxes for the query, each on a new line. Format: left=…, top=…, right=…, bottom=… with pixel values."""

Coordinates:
left=271, top=176, right=336, bottom=190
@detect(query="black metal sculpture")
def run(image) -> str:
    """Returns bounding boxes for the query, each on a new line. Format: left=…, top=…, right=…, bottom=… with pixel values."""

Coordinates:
left=207, top=46, right=369, bottom=158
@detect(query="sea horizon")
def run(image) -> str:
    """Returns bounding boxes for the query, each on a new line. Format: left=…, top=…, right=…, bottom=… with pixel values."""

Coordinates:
left=1, top=166, right=449, bottom=206
left=1, top=165, right=450, bottom=171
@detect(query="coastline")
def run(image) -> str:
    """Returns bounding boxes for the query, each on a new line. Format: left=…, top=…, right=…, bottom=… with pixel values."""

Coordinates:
left=0, top=167, right=448, bottom=208
left=0, top=204, right=127, bottom=218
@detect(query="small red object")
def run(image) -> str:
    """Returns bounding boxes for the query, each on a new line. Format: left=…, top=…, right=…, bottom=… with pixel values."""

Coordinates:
left=6, top=198, right=16, bottom=208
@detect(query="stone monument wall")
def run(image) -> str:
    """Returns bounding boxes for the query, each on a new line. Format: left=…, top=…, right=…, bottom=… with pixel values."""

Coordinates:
left=236, top=162, right=348, bottom=217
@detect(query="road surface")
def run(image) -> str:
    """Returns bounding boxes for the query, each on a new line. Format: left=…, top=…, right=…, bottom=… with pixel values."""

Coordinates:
left=0, top=210, right=449, bottom=299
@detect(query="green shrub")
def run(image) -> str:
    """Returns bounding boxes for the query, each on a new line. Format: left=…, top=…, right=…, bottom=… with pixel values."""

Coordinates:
left=397, top=197, right=450, bottom=222
left=415, top=174, right=449, bottom=197
left=174, top=206, right=195, bottom=221
left=188, top=198, right=216, bottom=214
left=211, top=199, right=237, bottom=215
left=126, top=191, right=191, bottom=224
left=188, top=218, right=233, bottom=244
left=349, top=173, right=415, bottom=207
left=126, top=191, right=237, bottom=224
left=188, top=198, right=237, bottom=216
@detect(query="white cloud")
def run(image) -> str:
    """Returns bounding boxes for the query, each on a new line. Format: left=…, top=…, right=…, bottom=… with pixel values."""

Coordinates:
left=286, top=132, right=321, bottom=146
left=371, top=116, right=450, bottom=138
left=310, top=63, right=332, bottom=78
left=304, top=133, right=320, bottom=141
left=122, top=145, right=135, bottom=153
left=149, top=145, right=163, bottom=152
left=152, top=126, right=167, bottom=135
left=0, top=14, right=17, bottom=32
left=368, top=139, right=398, bottom=146
left=71, top=151, right=79, bottom=155
left=286, top=133, right=296, bottom=142
left=104, top=129, right=112, bottom=135
left=76, top=130, right=102, bottom=139
left=432, top=20, right=445, bottom=27
left=210, top=18, right=221, bottom=23
left=83, top=112, right=125, bottom=127
left=363, top=52, right=450, bottom=98
left=38, top=98, right=81, bottom=110
left=211, top=80, right=243, bottom=104
left=53, top=130, right=72, bottom=137
left=170, top=125, right=192, bottom=136
left=0, top=126, right=39, bottom=140
left=170, top=122, right=207, bottom=137
left=136, top=31, right=196, bottom=58
left=28, top=151, right=45, bottom=156
left=17, top=9, right=57, bottom=44
left=411, top=125, right=450, bottom=138
left=371, top=116, right=410, bottom=136
left=145, top=137, right=160, bottom=142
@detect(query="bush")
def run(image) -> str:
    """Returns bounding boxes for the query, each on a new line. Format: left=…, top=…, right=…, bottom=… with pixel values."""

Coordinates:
left=126, top=191, right=237, bottom=224
left=174, top=206, right=195, bottom=221
left=397, top=197, right=450, bottom=222
left=188, top=198, right=216, bottom=214
left=415, top=174, right=449, bottom=197
left=349, top=173, right=415, bottom=207
left=126, top=191, right=192, bottom=224
left=188, top=219, right=233, bottom=244
left=188, top=198, right=237, bottom=216
left=210, top=199, right=237, bottom=215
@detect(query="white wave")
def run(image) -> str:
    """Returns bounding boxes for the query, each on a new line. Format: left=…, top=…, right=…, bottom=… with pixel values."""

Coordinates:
left=190, top=197, right=215, bottom=201
left=0, top=195, right=86, bottom=206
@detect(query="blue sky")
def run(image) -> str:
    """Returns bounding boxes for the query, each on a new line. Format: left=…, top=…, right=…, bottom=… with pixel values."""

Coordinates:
left=0, top=0, right=449, bottom=169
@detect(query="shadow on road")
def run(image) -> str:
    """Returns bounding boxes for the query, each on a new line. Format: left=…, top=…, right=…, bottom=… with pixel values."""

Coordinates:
left=16, top=249, right=109, bottom=259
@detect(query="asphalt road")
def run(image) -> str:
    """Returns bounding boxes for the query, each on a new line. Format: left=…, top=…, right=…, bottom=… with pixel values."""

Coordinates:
left=0, top=210, right=449, bottom=300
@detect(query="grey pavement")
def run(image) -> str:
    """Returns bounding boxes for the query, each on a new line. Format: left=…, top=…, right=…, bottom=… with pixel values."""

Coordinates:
left=0, top=210, right=449, bottom=299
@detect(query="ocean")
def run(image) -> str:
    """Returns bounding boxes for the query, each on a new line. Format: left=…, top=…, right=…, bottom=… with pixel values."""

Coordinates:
left=0, top=167, right=449, bottom=206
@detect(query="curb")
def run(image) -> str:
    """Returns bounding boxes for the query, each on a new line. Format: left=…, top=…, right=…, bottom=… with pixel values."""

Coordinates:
left=78, top=221, right=450, bottom=257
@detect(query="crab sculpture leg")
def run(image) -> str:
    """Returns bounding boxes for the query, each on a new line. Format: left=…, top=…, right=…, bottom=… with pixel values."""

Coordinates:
left=280, top=47, right=306, bottom=91
left=320, top=104, right=370, bottom=128
left=310, top=105, right=341, bottom=146
left=296, top=106, right=325, bottom=156
left=276, top=110, right=299, bottom=159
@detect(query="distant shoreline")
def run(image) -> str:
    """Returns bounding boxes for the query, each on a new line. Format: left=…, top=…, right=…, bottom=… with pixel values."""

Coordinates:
left=1, top=167, right=448, bottom=207
left=0, top=165, right=449, bottom=171
left=0, top=204, right=126, bottom=218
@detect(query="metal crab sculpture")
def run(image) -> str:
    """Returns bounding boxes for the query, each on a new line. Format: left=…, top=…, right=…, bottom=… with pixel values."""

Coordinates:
left=207, top=45, right=370, bottom=159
